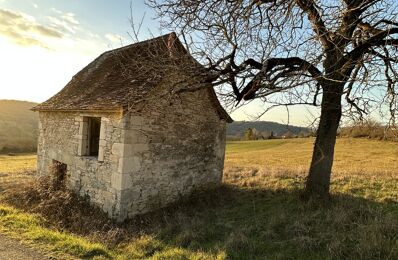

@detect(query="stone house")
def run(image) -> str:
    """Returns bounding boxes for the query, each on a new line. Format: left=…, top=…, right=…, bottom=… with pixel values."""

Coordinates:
left=32, top=33, right=232, bottom=221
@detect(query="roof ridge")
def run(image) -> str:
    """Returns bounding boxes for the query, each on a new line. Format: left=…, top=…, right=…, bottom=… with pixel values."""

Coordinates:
left=104, top=32, right=177, bottom=56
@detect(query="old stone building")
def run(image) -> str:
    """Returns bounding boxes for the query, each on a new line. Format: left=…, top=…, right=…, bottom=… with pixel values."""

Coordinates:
left=32, top=33, right=232, bottom=221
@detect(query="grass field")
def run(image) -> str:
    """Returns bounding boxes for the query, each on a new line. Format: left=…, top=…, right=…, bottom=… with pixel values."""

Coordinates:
left=226, top=138, right=398, bottom=176
left=0, top=138, right=397, bottom=259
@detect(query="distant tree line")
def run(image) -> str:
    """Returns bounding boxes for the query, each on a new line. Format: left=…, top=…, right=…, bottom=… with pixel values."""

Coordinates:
left=228, top=120, right=398, bottom=142
left=227, top=127, right=314, bottom=141
left=339, top=120, right=397, bottom=141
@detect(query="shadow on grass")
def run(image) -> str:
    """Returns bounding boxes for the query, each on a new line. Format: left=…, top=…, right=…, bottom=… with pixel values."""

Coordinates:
left=2, top=176, right=398, bottom=259
left=128, top=185, right=398, bottom=259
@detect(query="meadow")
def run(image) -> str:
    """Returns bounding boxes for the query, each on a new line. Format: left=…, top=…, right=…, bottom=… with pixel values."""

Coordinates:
left=0, top=138, right=397, bottom=259
left=0, top=100, right=38, bottom=153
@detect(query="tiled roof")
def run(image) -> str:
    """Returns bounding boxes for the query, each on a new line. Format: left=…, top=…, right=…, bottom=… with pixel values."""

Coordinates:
left=32, top=33, right=232, bottom=122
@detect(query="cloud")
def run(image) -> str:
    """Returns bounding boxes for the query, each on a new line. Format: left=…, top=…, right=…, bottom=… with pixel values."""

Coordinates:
left=0, top=30, right=47, bottom=48
left=104, top=33, right=126, bottom=44
left=0, top=8, right=21, bottom=20
left=0, top=7, right=107, bottom=57
left=0, top=8, right=63, bottom=48
left=105, top=33, right=124, bottom=43
left=47, top=9, right=80, bottom=34
left=51, top=8, right=62, bottom=14
left=62, top=12, right=79, bottom=25
left=47, top=16, right=77, bottom=34
left=34, top=24, right=63, bottom=38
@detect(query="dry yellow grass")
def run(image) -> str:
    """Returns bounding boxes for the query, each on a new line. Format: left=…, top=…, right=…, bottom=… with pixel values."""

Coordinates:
left=0, top=154, right=36, bottom=173
left=0, top=154, right=36, bottom=191
left=0, top=139, right=396, bottom=259
left=225, top=137, right=398, bottom=178
left=225, top=138, right=398, bottom=204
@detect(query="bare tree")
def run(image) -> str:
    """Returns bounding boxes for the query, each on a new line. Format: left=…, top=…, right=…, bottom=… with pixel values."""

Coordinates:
left=147, top=0, right=398, bottom=197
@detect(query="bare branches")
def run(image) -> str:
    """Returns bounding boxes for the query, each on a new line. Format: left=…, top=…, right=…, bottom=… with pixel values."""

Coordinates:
left=346, top=21, right=398, bottom=59
left=295, top=0, right=331, bottom=48
left=148, top=0, right=398, bottom=126
left=128, top=2, right=146, bottom=42
left=238, top=57, right=322, bottom=102
left=345, top=63, right=367, bottom=118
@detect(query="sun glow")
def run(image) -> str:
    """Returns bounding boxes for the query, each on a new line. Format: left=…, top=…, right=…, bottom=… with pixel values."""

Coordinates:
left=0, top=37, right=105, bottom=102
left=0, top=5, right=113, bottom=103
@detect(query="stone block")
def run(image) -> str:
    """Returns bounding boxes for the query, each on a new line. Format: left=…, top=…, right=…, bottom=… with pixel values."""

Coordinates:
left=75, top=158, right=88, bottom=169
left=61, top=153, right=74, bottom=165
left=132, top=143, right=149, bottom=153
left=78, top=121, right=85, bottom=135
left=113, top=143, right=135, bottom=157
left=98, top=146, right=104, bottom=162
left=111, top=173, right=132, bottom=191
left=48, top=149, right=57, bottom=159
left=118, top=156, right=141, bottom=173
left=111, top=143, right=124, bottom=156
left=75, top=134, right=87, bottom=140
left=118, top=117, right=130, bottom=129
left=100, top=121, right=107, bottom=138
left=122, top=144, right=136, bottom=157
left=123, top=129, right=148, bottom=144
left=131, top=116, right=144, bottom=126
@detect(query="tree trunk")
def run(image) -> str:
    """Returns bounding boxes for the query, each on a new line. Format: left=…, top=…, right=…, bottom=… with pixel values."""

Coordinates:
left=305, top=87, right=343, bottom=198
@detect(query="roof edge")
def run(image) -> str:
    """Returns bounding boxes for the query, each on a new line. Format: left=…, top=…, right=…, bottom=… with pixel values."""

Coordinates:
left=206, top=87, right=233, bottom=123
left=31, top=107, right=123, bottom=113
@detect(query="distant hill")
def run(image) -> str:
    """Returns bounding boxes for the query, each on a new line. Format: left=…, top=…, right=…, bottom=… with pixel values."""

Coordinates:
left=227, top=121, right=310, bottom=138
left=0, top=100, right=38, bottom=153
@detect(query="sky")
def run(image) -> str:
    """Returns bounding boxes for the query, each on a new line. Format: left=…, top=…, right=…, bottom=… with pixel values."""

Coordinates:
left=0, top=0, right=318, bottom=126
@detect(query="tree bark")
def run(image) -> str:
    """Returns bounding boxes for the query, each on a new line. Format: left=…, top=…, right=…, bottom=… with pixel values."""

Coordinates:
left=305, top=86, right=343, bottom=197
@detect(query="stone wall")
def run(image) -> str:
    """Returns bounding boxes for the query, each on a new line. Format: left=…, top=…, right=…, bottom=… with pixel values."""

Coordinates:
left=117, top=86, right=227, bottom=219
left=37, top=111, right=126, bottom=218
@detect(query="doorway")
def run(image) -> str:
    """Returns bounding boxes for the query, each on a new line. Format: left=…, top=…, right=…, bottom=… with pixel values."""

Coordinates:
left=51, top=160, right=67, bottom=189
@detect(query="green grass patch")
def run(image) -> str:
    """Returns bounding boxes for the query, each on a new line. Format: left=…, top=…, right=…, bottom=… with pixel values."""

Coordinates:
left=0, top=205, right=110, bottom=259
left=226, top=139, right=288, bottom=153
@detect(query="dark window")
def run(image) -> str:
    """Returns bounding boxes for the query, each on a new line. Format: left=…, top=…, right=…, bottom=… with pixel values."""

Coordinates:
left=88, top=117, right=101, bottom=156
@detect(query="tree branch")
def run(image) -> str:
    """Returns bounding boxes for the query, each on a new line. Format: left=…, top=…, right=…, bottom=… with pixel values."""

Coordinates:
left=237, top=57, right=322, bottom=102
left=295, top=0, right=331, bottom=48
left=345, top=28, right=398, bottom=65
